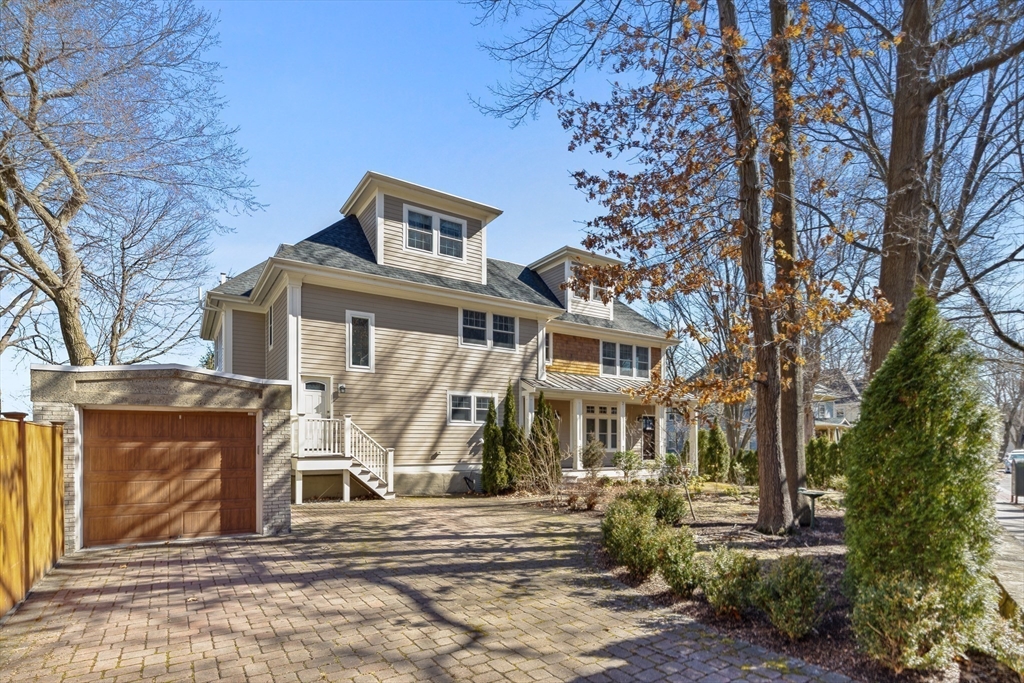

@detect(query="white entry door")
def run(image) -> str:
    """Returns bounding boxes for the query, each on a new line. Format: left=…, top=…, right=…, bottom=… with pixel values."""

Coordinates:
left=302, top=380, right=329, bottom=418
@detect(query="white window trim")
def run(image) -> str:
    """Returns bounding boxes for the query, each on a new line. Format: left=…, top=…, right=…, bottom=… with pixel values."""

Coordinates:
left=346, top=310, right=375, bottom=373
left=402, top=203, right=468, bottom=263
left=600, top=341, right=651, bottom=379
left=544, top=332, right=553, bottom=366
left=446, top=390, right=499, bottom=426
left=458, top=308, right=518, bottom=353
left=267, top=304, right=274, bottom=350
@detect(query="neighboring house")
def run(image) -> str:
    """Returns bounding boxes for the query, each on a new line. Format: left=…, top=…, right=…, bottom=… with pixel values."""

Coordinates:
left=812, top=370, right=865, bottom=442
left=201, top=172, right=688, bottom=501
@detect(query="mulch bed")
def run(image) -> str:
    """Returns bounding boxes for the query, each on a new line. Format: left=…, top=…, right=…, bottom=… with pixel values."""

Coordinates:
left=541, top=481, right=1022, bottom=683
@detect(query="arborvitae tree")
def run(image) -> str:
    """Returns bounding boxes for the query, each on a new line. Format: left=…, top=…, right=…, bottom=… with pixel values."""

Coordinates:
left=501, top=382, right=528, bottom=488
left=845, top=290, right=998, bottom=672
left=481, top=400, right=508, bottom=494
left=700, top=422, right=730, bottom=482
left=529, top=392, right=562, bottom=483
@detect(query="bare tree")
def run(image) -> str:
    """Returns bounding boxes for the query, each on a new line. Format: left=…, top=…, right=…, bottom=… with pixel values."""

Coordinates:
left=810, top=0, right=1024, bottom=370
left=0, top=0, right=255, bottom=365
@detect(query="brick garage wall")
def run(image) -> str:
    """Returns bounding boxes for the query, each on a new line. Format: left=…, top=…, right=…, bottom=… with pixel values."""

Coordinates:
left=262, top=410, right=292, bottom=535
left=549, top=334, right=600, bottom=375
left=31, top=401, right=78, bottom=555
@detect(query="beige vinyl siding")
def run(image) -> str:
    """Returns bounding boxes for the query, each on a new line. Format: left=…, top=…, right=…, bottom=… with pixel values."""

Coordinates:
left=300, top=283, right=540, bottom=467
left=266, top=289, right=288, bottom=380
left=232, top=311, right=267, bottom=378
left=357, top=195, right=378, bottom=263
left=538, top=264, right=566, bottom=306
left=569, top=293, right=613, bottom=319
left=381, top=194, right=484, bottom=283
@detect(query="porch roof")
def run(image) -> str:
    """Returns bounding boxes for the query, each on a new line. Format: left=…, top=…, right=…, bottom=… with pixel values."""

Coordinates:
left=521, top=372, right=651, bottom=397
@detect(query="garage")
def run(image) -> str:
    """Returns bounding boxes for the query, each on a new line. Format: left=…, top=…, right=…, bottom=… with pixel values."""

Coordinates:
left=82, top=410, right=258, bottom=547
left=31, top=364, right=292, bottom=553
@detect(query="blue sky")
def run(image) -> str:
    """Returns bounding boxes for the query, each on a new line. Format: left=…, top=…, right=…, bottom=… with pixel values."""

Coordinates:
left=2, top=1, right=607, bottom=412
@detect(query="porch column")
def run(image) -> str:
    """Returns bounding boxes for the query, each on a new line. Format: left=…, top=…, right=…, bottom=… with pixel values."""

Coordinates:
left=522, top=391, right=535, bottom=437
left=570, top=398, right=583, bottom=470
left=342, top=470, right=351, bottom=503
left=294, top=470, right=303, bottom=505
left=656, top=405, right=667, bottom=457
left=286, top=278, right=302, bottom=457
left=688, top=400, right=699, bottom=471
left=618, top=401, right=627, bottom=453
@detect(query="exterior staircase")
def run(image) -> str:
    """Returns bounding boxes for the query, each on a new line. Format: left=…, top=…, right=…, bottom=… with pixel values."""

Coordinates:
left=295, top=415, right=395, bottom=501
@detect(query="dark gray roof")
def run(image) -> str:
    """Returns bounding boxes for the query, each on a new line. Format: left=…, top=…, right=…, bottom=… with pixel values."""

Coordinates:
left=210, top=215, right=668, bottom=336
left=211, top=260, right=267, bottom=297
left=522, top=372, right=651, bottom=396
left=556, top=305, right=666, bottom=338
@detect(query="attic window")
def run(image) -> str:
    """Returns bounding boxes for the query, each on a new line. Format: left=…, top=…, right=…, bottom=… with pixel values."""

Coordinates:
left=403, top=204, right=466, bottom=261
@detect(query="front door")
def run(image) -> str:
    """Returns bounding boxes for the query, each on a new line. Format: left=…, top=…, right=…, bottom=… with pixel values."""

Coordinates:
left=302, top=380, right=329, bottom=418
left=640, top=416, right=656, bottom=459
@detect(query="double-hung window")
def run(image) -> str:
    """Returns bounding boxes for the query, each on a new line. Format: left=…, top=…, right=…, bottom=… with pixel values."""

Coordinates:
left=493, top=315, right=516, bottom=349
left=346, top=311, right=374, bottom=372
left=404, top=205, right=466, bottom=260
left=449, top=393, right=495, bottom=425
left=407, top=210, right=434, bottom=252
left=601, top=342, right=652, bottom=378
left=439, top=218, right=464, bottom=258
left=461, top=310, right=487, bottom=346
left=544, top=333, right=552, bottom=365
left=460, top=310, right=517, bottom=351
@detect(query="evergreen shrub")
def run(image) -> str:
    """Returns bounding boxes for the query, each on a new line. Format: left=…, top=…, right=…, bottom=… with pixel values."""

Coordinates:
left=758, top=555, right=828, bottom=641
left=660, top=526, right=703, bottom=598
left=702, top=546, right=760, bottom=618
left=845, top=291, right=998, bottom=671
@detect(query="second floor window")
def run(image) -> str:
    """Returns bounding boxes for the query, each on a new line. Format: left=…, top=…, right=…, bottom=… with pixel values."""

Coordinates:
left=493, top=315, right=515, bottom=349
left=439, top=218, right=463, bottom=258
left=462, top=310, right=487, bottom=346
left=267, top=305, right=274, bottom=349
left=545, top=333, right=552, bottom=364
left=602, top=342, right=652, bottom=379
left=346, top=311, right=374, bottom=372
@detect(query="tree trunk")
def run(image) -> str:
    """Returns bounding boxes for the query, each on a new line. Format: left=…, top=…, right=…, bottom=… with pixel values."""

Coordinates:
left=53, top=287, right=96, bottom=366
left=869, top=0, right=934, bottom=374
left=769, top=0, right=808, bottom=523
left=717, top=0, right=793, bottom=533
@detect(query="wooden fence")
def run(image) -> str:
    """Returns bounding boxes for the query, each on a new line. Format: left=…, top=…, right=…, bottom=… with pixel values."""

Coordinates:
left=0, top=414, right=64, bottom=619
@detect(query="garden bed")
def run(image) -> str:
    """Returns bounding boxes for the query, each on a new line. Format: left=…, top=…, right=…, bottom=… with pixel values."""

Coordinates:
left=549, top=480, right=1021, bottom=683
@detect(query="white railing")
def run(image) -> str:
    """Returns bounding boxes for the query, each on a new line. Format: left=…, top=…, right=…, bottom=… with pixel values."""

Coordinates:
left=299, top=414, right=394, bottom=493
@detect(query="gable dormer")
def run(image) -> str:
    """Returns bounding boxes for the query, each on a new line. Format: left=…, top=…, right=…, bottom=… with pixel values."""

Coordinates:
left=528, top=247, right=620, bottom=321
left=340, top=172, right=502, bottom=285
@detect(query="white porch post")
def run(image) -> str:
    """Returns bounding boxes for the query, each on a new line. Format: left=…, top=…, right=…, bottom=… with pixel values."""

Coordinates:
left=656, top=405, right=667, bottom=457
left=618, top=401, right=627, bottom=453
left=386, top=448, right=395, bottom=493
left=523, top=391, right=535, bottom=437
left=344, top=414, right=353, bottom=458
left=342, top=470, right=351, bottom=503
left=294, top=470, right=303, bottom=505
left=688, top=400, right=699, bottom=471
left=571, top=398, right=583, bottom=470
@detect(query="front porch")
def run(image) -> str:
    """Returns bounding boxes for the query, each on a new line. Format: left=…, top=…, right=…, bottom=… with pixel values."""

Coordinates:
left=520, top=373, right=699, bottom=474
left=293, top=414, right=395, bottom=503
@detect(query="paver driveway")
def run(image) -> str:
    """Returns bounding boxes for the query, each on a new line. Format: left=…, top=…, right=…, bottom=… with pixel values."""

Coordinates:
left=0, top=498, right=850, bottom=682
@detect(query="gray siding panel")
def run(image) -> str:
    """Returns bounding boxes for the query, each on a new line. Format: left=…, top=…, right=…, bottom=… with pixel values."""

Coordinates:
left=539, top=264, right=566, bottom=307
left=233, top=310, right=267, bottom=378
left=381, top=194, right=484, bottom=283
left=570, top=294, right=613, bottom=319
left=300, top=283, right=540, bottom=467
left=266, top=289, right=288, bottom=380
left=357, top=196, right=378, bottom=263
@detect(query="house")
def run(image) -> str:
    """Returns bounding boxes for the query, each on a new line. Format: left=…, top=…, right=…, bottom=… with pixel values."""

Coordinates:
left=201, top=172, right=693, bottom=501
left=812, top=370, right=864, bottom=442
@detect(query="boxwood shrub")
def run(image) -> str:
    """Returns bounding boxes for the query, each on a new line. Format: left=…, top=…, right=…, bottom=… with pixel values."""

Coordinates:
left=702, top=546, right=760, bottom=618
left=757, top=554, right=828, bottom=641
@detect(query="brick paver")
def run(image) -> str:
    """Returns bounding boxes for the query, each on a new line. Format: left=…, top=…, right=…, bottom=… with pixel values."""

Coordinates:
left=0, top=498, right=851, bottom=682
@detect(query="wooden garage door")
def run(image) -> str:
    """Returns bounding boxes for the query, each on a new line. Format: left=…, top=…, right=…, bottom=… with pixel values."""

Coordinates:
left=83, top=410, right=257, bottom=547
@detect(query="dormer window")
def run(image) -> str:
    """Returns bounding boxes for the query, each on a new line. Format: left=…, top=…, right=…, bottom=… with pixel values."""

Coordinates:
left=404, top=204, right=466, bottom=261
left=407, top=210, right=433, bottom=252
